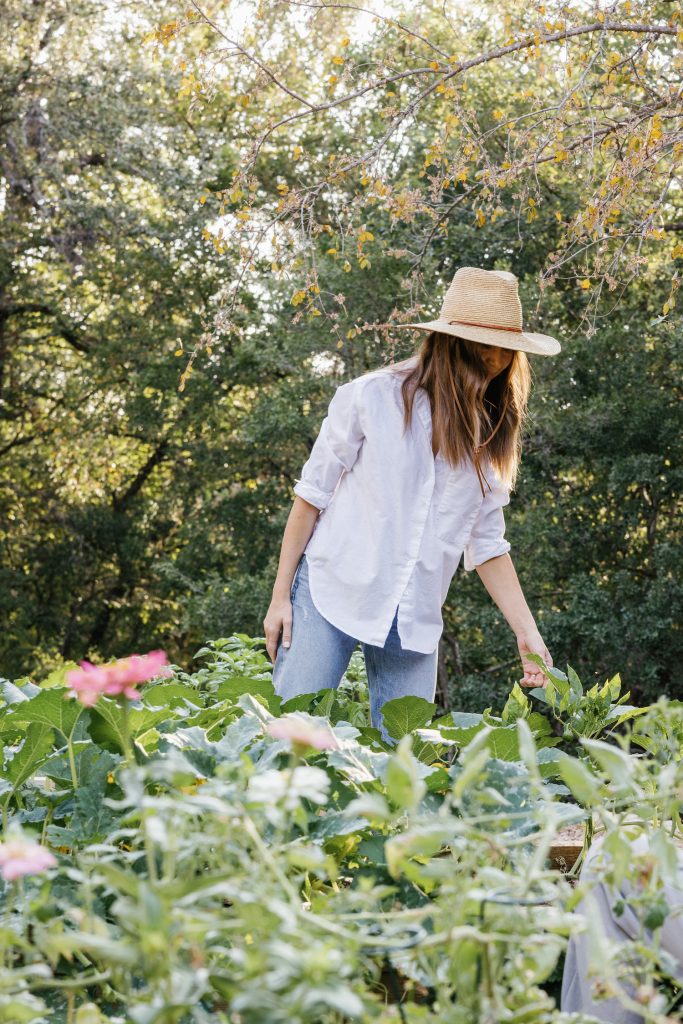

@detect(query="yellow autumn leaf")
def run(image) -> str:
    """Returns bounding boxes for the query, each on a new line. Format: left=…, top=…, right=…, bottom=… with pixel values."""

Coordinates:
left=475, top=209, right=486, bottom=227
left=291, top=290, right=307, bottom=306
left=492, top=108, right=505, bottom=120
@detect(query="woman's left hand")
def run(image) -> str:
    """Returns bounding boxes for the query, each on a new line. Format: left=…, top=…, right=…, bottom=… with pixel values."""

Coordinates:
left=516, top=630, right=552, bottom=689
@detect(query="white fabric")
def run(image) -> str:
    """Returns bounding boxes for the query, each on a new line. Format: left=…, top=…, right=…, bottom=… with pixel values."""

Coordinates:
left=292, top=357, right=512, bottom=654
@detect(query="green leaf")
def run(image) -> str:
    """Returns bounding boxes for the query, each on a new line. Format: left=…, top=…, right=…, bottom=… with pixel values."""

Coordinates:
left=557, top=752, right=601, bottom=806
left=385, top=736, right=427, bottom=811
left=537, top=747, right=563, bottom=778
left=309, top=811, right=369, bottom=841
left=486, top=726, right=520, bottom=761
left=308, top=689, right=337, bottom=720
left=451, top=746, right=491, bottom=800
left=516, top=718, right=537, bottom=772
left=40, top=663, right=80, bottom=689
left=142, top=681, right=204, bottom=709
left=501, top=683, right=530, bottom=723
left=438, top=712, right=485, bottom=746
left=604, top=704, right=649, bottom=727
left=71, top=747, right=120, bottom=842
left=4, top=721, right=56, bottom=790
left=87, top=700, right=169, bottom=755
left=213, top=676, right=274, bottom=703
left=2, top=680, right=32, bottom=705
left=567, top=665, right=583, bottom=698
left=381, top=696, right=436, bottom=740
left=582, top=738, right=636, bottom=790
left=280, top=692, right=316, bottom=712
left=7, top=687, right=83, bottom=739
left=384, top=825, right=453, bottom=879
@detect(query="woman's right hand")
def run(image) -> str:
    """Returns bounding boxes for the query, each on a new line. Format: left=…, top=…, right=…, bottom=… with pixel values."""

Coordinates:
left=263, top=595, right=293, bottom=664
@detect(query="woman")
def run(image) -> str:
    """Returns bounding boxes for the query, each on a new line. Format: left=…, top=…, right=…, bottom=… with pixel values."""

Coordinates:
left=263, top=266, right=561, bottom=742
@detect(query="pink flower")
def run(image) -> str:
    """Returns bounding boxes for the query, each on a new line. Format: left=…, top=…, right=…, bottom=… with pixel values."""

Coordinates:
left=66, top=650, right=172, bottom=706
left=266, top=715, right=339, bottom=751
left=0, top=836, right=57, bottom=882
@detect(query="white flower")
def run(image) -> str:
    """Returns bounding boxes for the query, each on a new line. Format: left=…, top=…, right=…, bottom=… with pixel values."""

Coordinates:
left=247, top=766, right=330, bottom=810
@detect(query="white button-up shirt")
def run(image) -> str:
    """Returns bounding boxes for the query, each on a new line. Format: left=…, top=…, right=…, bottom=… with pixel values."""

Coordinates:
left=292, top=357, right=512, bottom=654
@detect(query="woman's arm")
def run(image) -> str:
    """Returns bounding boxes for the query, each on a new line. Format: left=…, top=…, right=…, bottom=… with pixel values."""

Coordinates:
left=473, top=551, right=553, bottom=688
left=265, top=378, right=366, bottom=664
left=263, top=496, right=320, bottom=664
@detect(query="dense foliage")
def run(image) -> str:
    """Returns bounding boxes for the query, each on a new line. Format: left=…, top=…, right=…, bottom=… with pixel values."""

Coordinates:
left=1, top=638, right=682, bottom=1022
left=1, top=0, right=680, bottom=711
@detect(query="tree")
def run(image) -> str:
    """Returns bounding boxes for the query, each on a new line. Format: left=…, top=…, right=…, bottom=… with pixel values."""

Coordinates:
left=155, top=0, right=682, bottom=365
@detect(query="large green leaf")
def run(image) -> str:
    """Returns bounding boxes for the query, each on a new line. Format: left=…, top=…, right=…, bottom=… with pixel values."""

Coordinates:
left=557, top=752, right=601, bottom=806
left=4, top=721, right=56, bottom=789
left=438, top=712, right=485, bottom=746
left=87, top=700, right=169, bottom=755
left=582, top=737, right=637, bottom=790
left=309, top=811, right=369, bottom=841
left=213, top=676, right=274, bottom=703
left=381, top=697, right=436, bottom=740
left=7, top=687, right=83, bottom=739
left=141, top=681, right=204, bottom=709
left=486, top=726, right=520, bottom=761
left=70, top=747, right=120, bottom=842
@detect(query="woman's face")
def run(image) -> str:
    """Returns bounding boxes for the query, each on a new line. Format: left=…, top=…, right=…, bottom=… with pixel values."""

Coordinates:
left=477, top=342, right=514, bottom=380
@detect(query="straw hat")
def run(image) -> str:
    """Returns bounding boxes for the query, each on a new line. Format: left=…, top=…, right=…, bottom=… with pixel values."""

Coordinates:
left=395, top=266, right=561, bottom=356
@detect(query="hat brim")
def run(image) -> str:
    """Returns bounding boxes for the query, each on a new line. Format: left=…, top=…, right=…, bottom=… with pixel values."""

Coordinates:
left=394, top=319, right=561, bottom=356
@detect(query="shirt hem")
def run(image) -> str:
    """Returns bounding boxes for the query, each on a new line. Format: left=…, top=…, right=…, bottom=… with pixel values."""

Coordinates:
left=306, top=557, right=440, bottom=654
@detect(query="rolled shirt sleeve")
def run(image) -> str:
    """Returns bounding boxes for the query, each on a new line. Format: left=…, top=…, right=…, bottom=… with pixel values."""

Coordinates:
left=463, top=475, right=512, bottom=571
left=293, top=379, right=365, bottom=511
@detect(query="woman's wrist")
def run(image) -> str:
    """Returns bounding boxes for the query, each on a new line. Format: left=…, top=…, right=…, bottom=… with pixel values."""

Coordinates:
left=515, top=623, right=542, bottom=641
left=272, top=579, right=293, bottom=601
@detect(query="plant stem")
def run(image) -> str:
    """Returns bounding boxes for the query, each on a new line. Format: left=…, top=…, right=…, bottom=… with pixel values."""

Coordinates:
left=67, top=738, right=79, bottom=790
left=119, top=697, right=135, bottom=767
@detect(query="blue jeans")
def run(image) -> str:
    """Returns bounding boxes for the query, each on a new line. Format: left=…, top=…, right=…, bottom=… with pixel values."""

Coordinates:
left=272, top=553, right=438, bottom=743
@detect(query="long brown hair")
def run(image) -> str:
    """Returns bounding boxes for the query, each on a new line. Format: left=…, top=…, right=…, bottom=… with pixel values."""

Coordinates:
left=391, top=331, right=532, bottom=492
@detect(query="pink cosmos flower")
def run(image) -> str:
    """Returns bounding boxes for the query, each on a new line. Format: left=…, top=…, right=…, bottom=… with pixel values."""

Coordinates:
left=0, top=836, right=57, bottom=882
left=65, top=649, right=172, bottom=706
left=266, top=715, right=339, bottom=751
